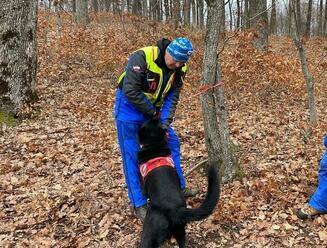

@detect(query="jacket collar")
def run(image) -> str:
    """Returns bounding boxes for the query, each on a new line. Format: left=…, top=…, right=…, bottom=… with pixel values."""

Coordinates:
left=155, top=38, right=171, bottom=71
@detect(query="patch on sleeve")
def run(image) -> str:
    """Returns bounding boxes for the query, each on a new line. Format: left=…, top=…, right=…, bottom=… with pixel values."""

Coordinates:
left=132, top=65, right=142, bottom=72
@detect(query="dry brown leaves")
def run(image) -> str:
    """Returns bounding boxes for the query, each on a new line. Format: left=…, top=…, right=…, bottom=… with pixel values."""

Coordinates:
left=0, top=11, right=326, bottom=248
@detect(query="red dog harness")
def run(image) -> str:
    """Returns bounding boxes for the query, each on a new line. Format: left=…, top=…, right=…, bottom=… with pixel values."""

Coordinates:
left=139, top=156, right=175, bottom=179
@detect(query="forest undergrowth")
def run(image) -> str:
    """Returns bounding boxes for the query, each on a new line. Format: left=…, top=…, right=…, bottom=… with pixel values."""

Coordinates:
left=0, top=11, right=327, bottom=247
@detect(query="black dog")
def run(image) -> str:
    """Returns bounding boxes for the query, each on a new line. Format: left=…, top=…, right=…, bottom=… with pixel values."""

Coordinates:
left=137, top=119, right=220, bottom=248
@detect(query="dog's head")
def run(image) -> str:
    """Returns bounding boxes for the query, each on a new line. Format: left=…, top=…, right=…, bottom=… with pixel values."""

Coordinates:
left=138, top=119, right=167, bottom=146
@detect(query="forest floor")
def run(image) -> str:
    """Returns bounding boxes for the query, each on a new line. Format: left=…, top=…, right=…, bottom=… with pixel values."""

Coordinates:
left=1, top=12, right=327, bottom=247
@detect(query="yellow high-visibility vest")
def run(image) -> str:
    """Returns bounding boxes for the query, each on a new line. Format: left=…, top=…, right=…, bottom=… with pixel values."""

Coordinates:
left=118, top=46, right=187, bottom=107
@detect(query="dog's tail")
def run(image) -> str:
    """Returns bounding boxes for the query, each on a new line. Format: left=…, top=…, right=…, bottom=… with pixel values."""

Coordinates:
left=172, top=163, right=220, bottom=223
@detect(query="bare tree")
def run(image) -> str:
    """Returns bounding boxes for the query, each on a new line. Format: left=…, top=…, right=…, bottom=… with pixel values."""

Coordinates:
left=250, top=0, right=268, bottom=50
left=184, top=0, right=191, bottom=25
left=172, top=0, right=181, bottom=28
left=72, top=0, right=76, bottom=12
left=236, top=0, right=241, bottom=29
left=295, top=0, right=302, bottom=35
left=198, top=0, right=205, bottom=27
left=304, top=0, right=313, bottom=37
left=324, top=0, right=327, bottom=36
left=291, top=0, right=318, bottom=125
left=270, top=0, right=277, bottom=34
left=228, top=0, right=233, bottom=31
left=201, top=0, right=237, bottom=182
left=132, top=0, right=142, bottom=16
left=244, top=0, right=250, bottom=29
left=75, top=0, right=90, bottom=25
left=163, top=0, right=170, bottom=20
left=191, top=0, right=196, bottom=27
left=318, top=0, right=323, bottom=35
left=92, top=0, right=99, bottom=11
left=0, top=0, right=38, bottom=116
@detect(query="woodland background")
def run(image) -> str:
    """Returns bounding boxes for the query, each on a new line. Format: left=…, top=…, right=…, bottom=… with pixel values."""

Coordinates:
left=0, top=0, right=327, bottom=247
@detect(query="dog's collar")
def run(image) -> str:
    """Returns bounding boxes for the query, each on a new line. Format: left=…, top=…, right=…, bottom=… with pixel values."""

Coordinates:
left=140, top=156, right=175, bottom=179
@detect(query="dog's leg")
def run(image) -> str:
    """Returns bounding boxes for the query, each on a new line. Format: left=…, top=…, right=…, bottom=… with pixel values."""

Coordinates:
left=140, top=208, right=170, bottom=248
left=172, top=224, right=186, bottom=248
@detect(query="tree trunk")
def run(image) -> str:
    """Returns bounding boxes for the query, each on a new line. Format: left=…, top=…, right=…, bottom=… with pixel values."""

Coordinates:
left=75, top=0, right=90, bottom=25
left=288, top=0, right=292, bottom=35
left=251, top=0, right=268, bottom=50
left=92, top=0, right=99, bottom=11
left=173, top=0, right=181, bottom=29
left=316, top=0, right=322, bottom=35
left=269, top=0, right=277, bottom=34
left=143, top=0, right=148, bottom=18
left=191, top=0, right=196, bottom=27
left=54, top=3, right=62, bottom=34
left=201, top=0, right=237, bottom=182
left=72, top=0, right=76, bottom=12
left=244, top=0, right=250, bottom=29
left=0, top=0, right=38, bottom=116
left=294, top=39, right=317, bottom=125
left=164, top=0, right=170, bottom=20
left=291, top=1, right=318, bottom=125
left=221, top=0, right=225, bottom=32
left=324, top=0, right=327, bottom=36
left=104, top=0, right=110, bottom=11
left=236, top=0, right=241, bottom=29
left=304, top=0, right=313, bottom=37
left=295, top=0, right=302, bottom=35
left=198, top=0, right=204, bottom=28
left=229, top=0, right=233, bottom=31
left=132, top=0, right=142, bottom=16
left=183, top=0, right=190, bottom=25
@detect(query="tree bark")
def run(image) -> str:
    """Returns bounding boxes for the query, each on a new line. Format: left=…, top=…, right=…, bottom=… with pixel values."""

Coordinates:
left=288, top=0, right=292, bottom=35
left=173, top=0, right=181, bottom=29
left=92, top=0, right=99, bottom=11
left=291, top=1, right=318, bottom=125
left=198, top=0, right=204, bottom=28
left=143, top=0, right=148, bottom=18
left=317, top=0, right=323, bottom=35
left=201, top=0, right=237, bottom=182
left=221, top=0, right=226, bottom=32
left=191, top=0, right=196, bottom=27
left=295, top=0, right=302, bottom=35
left=163, top=0, right=170, bottom=20
left=132, top=0, right=142, bottom=16
left=251, top=0, right=268, bottom=51
left=183, top=0, right=191, bottom=25
left=0, top=0, right=38, bottom=115
left=72, top=0, right=76, bottom=12
left=229, top=0, right=233, bottom=31
left=269, top=0, right=277, bottom=34
left=304, top=0, right=313, bottom=37
left=236, top=0, right=241, bottom=29
left=244, top=0, right=250, bottom=29
left=324, top=0, right=327, bottom=36
left=75, top=0, right=90, bottom=25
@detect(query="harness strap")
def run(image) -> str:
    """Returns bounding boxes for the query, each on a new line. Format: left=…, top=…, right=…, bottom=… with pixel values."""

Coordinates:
left=139, top=156, right=175, bottom=179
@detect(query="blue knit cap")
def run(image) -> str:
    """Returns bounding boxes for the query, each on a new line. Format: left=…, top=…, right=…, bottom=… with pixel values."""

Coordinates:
left=166, top=38, right=193, bottom=63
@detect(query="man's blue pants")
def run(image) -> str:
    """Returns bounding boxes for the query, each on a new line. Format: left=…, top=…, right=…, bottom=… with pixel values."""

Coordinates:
left=309, top=152, right=327, bottom=212
left=116, top=120, right=186, bottom=207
